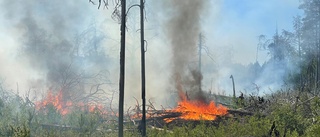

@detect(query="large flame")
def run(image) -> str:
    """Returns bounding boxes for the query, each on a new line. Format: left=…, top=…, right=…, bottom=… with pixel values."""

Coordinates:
left=164, top=91, right=228, bottom=123
left=35, top=90, right=72, bottom=115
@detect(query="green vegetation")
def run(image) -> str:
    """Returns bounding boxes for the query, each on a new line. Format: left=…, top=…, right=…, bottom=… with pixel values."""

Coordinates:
left=1, top=84, right=320, bottom=137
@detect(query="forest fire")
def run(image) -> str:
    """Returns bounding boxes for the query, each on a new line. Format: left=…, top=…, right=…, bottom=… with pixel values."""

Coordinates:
left=35, top=90, right=107, bottom=115
left=164, top=91, right=229, bottom=123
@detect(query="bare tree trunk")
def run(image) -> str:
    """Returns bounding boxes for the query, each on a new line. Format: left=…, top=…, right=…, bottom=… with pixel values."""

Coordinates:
left=119, top=0, right=126, bottom=137
left=140, top=0, right=146, bottom=136
left=316, top=5, right=320, bottom=95
left=316, top=25, right=319, bottom=94
left=198, top=33, right=202, bottom=93
left=230, top=75, right=236, bottom=98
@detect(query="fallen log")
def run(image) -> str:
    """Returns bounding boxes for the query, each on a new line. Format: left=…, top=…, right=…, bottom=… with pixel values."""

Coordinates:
left=149, top=125, right=173, bottom=133
left=131, top=109, right=253, bottom=122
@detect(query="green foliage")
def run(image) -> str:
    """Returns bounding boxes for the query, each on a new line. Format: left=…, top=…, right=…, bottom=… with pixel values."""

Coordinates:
left=1, top=90, right=320, bottom=137
left=145, top=117, right=271, bottom=137
left=306, top=123, right=320, bottom=137
left=1, top=124, right=30, bottom=137
left=269, top=104, right=303, bottom=135
left=78, top=112, right=102, bottom=136
left=212, top=116, right=271, bottom=137
left=310, top=97, right=320, bottom=116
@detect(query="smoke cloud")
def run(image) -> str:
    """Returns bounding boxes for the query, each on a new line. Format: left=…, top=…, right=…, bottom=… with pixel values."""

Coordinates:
left=0, top=0, right=302, bottom=108
left=0, top=0, right=111, bottom=102
left=165, top=0, right=208, bottom=101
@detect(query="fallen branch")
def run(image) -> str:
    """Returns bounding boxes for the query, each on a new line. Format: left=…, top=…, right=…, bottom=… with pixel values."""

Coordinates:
left=149, top=125, right=173, bottom=133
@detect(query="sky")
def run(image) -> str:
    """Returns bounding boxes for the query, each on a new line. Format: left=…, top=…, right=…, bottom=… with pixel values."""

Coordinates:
left=205, top=0, right=302, bottom=64
left=0, top=0, right=303, bottom=107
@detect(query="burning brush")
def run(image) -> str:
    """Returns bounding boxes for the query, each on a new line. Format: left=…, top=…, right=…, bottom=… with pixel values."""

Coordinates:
left=35, top=90, right=109, bottom=115
left=164, top=90, right=228, bottom=123
left=130, top=87, right=229, bottom=124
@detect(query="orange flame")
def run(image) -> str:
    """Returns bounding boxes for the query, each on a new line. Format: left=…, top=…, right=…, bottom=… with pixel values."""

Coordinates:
left=35, top=90, right=72, bottom=115
left=164, top=91, right=228, bottom=123
left=35, top=90, right=108, bottom=115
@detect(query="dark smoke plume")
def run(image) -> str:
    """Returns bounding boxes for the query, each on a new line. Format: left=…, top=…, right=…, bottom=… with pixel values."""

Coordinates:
left=165, top=0, right=208, bottom=102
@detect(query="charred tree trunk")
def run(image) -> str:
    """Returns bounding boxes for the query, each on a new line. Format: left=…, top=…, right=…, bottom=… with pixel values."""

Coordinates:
left=119, top=0, right=126, bottom=137
left=198, top=33, right=202, bottom=93
left=316, top=15, right=320, bottom=95
left=230, top=75, right=236, bottom=98
left=140, top=0, right=146, bottom=136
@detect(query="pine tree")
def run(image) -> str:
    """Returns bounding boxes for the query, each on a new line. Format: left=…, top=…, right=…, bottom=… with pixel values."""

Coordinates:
left=299, top=0, right=320, bottom=93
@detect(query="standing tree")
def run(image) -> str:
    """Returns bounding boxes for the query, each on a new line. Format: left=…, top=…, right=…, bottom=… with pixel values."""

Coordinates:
left=258, top=29, right=298, bottom=91
left=90, top=1, right=126, bottom=137
left=299, top=0, right=320, bottom=94
left=90, top=0, right=147, bottom=136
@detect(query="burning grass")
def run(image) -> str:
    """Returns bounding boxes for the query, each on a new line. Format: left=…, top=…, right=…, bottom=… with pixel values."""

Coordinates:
left=35, top=90, right=111, bottom=116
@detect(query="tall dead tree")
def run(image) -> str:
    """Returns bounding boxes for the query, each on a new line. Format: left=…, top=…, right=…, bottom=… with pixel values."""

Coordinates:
left=230, top=75, right=236, bottom=98
left=119, top=0, right=126, bottom=136
left=140, top=0, right=146, bottom=136
left=198, top=33, right=202, bottom=93
left=89, top=1, right=125, bottom=136
left=90, top=0, right=148, bottom=136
